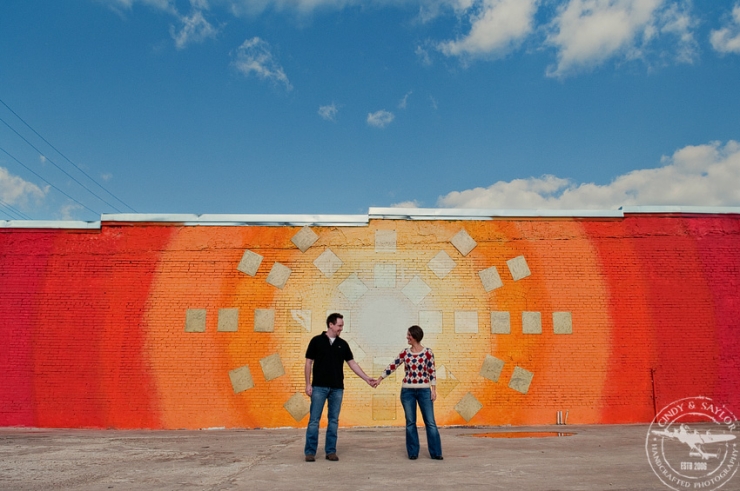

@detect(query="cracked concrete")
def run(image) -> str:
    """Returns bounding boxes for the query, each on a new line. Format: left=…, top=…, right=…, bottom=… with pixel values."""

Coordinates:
left=0, top=425, right=693, bottom=490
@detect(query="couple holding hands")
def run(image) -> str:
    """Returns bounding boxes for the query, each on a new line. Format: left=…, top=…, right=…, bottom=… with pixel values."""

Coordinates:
left=304, top=313, right=443, bottom=462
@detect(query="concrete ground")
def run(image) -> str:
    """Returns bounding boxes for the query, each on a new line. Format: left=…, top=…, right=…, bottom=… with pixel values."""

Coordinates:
left=0, top=424, right=702, bottom=490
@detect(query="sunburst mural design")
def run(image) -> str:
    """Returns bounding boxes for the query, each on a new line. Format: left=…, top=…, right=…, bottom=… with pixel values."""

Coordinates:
left=184, top=223, right=573, bottom=425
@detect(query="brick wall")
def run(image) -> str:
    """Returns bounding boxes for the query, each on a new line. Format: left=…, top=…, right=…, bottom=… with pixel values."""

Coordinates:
left=1, top=213, right=738, bottom=429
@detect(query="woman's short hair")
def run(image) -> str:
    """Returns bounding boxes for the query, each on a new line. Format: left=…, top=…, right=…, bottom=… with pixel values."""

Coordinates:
left=408, top=325, right=424, bottom=342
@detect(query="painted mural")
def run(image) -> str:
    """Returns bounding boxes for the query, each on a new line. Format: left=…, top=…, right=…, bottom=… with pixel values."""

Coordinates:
left=1, top=212, right=738, bottom=429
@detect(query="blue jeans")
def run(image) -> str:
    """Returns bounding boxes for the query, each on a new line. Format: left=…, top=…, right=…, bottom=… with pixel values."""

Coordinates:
left=400, top=387, right=443, bottom=458
left=304, top=386, right=344, bottom=456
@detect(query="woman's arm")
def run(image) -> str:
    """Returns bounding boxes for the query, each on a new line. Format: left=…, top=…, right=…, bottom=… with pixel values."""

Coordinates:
left=381, top=349, right=407, bottom=379
left=427, top=349, right=437, bottom=401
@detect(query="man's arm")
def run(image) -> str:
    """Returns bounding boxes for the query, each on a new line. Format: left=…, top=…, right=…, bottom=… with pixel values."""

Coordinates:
left=305, top=359, right=313, bottom=396
left=347, top=359, right=375, bottom=386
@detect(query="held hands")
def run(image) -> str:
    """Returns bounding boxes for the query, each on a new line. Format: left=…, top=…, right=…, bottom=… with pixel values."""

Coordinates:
left=369, top=377, right=383, bottom=389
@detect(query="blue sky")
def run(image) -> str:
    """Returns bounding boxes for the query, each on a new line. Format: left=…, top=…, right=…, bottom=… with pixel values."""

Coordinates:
left=1, top=0, right=740, bottom=220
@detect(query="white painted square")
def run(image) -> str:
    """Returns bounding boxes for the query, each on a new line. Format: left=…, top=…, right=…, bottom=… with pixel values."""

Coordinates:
left=507, top=255, right=531, bottom=281
left=291, top=226, right=319, bottom=252
left=402, top=275, right=431, bottom=305
left=435, top=365, right=460, bottom=398
left=478, top=266, right=503, bottom=292
left=450, top=229, right=477, bottom=256
left=254, top=309, right=275, bottom=332
left=480, top=355, right=505, bottom=382
left=185, top=309, right=206, bottom=333
left=236, top=250, right=263, bottom=276
left=313, top=248, right=343, bottom=278
left=522, top=311, right=542, bottom=334
left=290, top=310, right=312, bottom=332
left=217, top=308, right=239, bottom=332
left=229, top=365, right=254, bottom=393
left=284, top=393, right=310, bottom=422
left=266, top=262, right=292, bottom=289
left=428, top=250, right=456, bottom=279
left=455, top=392, right=483, bottom=422
left=455, top=311, right=479, bottom=333
left=375, top=230, right=397, bottom=253
left=348, top=339, right=365, bottom=362
left=553, top=312, right=573, bottom=334
left=509, top=366, right=534, bottom=394
left=419, top=310, right=443, bottom=334
left=372, top=394, right=397, bottom=421
left=260, top=353, right=285, bottom=381
left=490, top=311, right=511, bottom=334
left=374, top=263, right=397, bottom=288
left=338, top=273, right=369, bottom=304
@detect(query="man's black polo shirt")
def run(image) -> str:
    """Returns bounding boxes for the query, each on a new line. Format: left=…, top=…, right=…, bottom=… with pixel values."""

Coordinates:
left=305, top=332, right=354, bottom=389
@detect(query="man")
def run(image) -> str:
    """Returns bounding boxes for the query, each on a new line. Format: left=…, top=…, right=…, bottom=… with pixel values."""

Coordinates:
left=304, top=313, right=375, bottom=462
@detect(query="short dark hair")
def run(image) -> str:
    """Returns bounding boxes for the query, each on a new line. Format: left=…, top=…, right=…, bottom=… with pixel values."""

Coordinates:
left=408, top=325, right=424, bottom=342
left=326, top=313, right=344, bottom=328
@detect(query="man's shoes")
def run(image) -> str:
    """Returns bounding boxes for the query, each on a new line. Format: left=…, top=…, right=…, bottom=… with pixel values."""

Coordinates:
left=326, top=453, right=339, bottom=461
left=305, top=454, right=315, bottom=462
left=409, top=455, right=418, bottom=460
left=431, top=456, right=444, bottom=460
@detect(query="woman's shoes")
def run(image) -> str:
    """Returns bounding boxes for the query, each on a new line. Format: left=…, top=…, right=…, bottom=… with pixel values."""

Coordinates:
left=431, top=456, right=444, bottom=460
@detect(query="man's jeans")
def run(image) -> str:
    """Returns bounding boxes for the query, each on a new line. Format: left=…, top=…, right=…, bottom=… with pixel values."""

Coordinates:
left=304, top=386, right=344, bottom=456
left=400, top=387, right=443, bottom=458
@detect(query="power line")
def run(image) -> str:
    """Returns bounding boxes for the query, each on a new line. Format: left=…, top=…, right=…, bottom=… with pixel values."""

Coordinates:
left=0, top=98, right=137, bottom=212
left=0, top=115, right=121, bottom=212
left=0, top=208, right=18, bottom=220
left=0, top=145, right=99, bottom=216
left=0, top=197, right=32, bottom=220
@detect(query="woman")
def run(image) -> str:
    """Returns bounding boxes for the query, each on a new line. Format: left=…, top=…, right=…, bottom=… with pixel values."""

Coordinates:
left=375, top=325, right=443, bottom=460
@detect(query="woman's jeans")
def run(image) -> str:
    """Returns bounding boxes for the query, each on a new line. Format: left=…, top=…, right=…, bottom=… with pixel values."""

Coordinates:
left=304, top=386, right=343, bottom=456
left=400, top=387, right=443, bottom=458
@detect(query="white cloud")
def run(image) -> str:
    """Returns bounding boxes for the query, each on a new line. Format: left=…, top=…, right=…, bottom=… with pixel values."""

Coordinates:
left=415, top=0, right=476, bottom=24
left=170, top=10, right=219, bottom=49
left=711, top=4, right=740, bottom=54
left=438, top=0, right=539, bottom=58
left=658, top=2, right=697, bottom=64
left=367, top=110, right=395, bottom=128
left=390, top=200, right=421, bottom=208
left=100, top=1, right=219, bottom=48
left=546, top=0, right=697, bottom=77
left=398, top=91, right=412, bottom=109
left=231, top=37, right=293, bottom=90
left=415, top=44, right=433, bottom=65
left=224, top=0, right=356, bottom=16
left=318, top=103, right=339, bottom=121
left=0, top=167, right=47, bottom=207
left=97, top=0, right=176, bottom=15
left=59, top=203, right=84, bottom=221
left=437, top=140, right=740, bottom=209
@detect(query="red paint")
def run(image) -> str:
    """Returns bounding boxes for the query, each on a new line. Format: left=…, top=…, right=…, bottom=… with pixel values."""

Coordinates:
left=1, top=225, right=173, bottom=428
left=583, top=220, right=656, bottom=423
left=686, top=216, right=740, bottom=412
left=626, top=217, right=720, bottom=409
left=0, top=231, right=57, bottom=426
